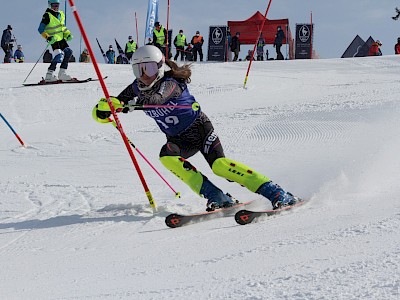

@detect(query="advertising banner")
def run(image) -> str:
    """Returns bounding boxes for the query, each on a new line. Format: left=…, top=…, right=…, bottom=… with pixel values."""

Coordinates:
left=295, top=24, right=313, bottom=59
left=207, top=26, right=228, bottom=61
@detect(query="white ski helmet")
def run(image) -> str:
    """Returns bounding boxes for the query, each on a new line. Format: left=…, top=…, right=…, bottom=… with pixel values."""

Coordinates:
left=131, top=45, right=165, bottom=90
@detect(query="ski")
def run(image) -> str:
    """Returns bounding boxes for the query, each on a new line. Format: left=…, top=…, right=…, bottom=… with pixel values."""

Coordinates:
left=23, top=76, right=108, bottom=87
left=165, top=200, right=254, bottom=228
left=235, top=200, right=307, bottom=225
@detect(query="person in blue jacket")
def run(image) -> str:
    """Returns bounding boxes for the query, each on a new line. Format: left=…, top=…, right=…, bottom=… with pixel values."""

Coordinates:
left=13, top=45, right=24, bottom=63
left=105, top=45, right=115, bottom=64
left=92, top=45, right=301, bottom=211
left=38, top=0, right=74, bottom=82
left=1, top=25, right=15, bottom=63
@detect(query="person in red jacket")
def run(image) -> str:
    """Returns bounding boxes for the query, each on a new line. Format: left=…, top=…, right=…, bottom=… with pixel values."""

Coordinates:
left=368, top=40, right=382, bottom=56
left=395, top=38, right=400, bottom=54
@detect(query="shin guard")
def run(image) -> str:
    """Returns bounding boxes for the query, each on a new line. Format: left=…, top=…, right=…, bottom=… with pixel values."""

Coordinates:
left=160, top=156, right=204, bottom=194
left=211, top=157, right=270, bottom=192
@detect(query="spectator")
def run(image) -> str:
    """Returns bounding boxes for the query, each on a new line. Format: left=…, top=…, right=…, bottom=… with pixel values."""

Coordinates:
left=43, top=49, right=53, bottom=63
left=226, top=31, right=232, bottom=61
left=230, top=32, right=240, bottom=62
left=152, top=22, right=167, bottom=57
left=13, top=45, right=24, bottom=63
left=1, top=25, right=15, bottom=63
left=368, top=40, right=382, bottom=56
left=185, top=43, right=193, bottom=61
left=174, top=29, right=187, bottom=61
left=245, top=50, right=254, bottom=61
left=274, top=26, right=285, bottom=60
left=38, top=0, right=75, bottom=82
left=257, top=33, right=265, bottom=61
left=106, top=45, right=115, bottom=64
left=395, top=37, right=400, bottom=54
left=125, top=36, right=137, bottom=62
left=79, top=48, right=90, bottom=63
left=191, top=31, right=204, bottom=61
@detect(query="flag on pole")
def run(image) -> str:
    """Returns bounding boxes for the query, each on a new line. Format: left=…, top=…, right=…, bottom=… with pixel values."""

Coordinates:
left=145, top=0, right=159, bottom=43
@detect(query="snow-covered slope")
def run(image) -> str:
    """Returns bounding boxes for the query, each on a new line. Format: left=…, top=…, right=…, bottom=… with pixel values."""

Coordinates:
left=0, top=57, right=399, bottom=299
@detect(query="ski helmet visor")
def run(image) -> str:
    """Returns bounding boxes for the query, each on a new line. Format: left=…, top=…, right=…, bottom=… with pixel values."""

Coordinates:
left=132, top=61, right=162, bottom=78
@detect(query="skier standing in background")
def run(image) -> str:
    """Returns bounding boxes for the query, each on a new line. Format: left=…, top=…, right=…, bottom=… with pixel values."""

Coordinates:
left=13, top=45, right=24, bottom=63
left=395, top=37, right=400, bottom=54
left=125, top=36, right=137, bottom=62
left=173, top=30, right=187, bottom=61
left=1, top=25, right=14, bottom=63
left=256, top=33, right=265, bottom=61
left=92, top=45, right=301, bottom=211
left=368, top=40, right=382, bottom=56
left=274, top=26, right=285, bottom=60
left=191, top=31, right=204, bottom=62
left=106, top=45, right=115, bottom=64
left=153, top=22, right=167, bottom=57
left=38, top=0, right=74, bottom=82
left=230, top=32, right=240, bottom=62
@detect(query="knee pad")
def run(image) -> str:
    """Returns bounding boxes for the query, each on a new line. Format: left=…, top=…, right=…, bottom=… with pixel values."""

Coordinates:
left=211, top=157, right=270, bottom=192
left=160, top=156, right=204, bottom=194
left=63, top=47, right=73, bottom=58
left=52, top=49, right=64, bottom=63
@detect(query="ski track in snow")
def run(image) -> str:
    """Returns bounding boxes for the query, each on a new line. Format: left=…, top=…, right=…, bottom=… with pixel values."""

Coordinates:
left=0, top=58, right=399, bottom=299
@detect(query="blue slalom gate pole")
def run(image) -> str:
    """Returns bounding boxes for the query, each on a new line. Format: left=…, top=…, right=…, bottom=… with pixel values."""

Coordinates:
left=0, top=113, right=26, bottom=147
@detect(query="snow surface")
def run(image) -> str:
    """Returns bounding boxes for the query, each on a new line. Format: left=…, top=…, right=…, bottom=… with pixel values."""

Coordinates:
left=1, top=57, right=399, bottom=300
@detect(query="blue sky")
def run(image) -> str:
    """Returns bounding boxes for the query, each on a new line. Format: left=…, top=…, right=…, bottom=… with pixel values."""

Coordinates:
left=1, top=0, right=399, bottom=62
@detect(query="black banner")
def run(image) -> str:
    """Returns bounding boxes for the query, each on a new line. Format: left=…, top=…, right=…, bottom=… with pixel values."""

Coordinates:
left=295, top=24, right=314, bottom=59
left=207, top=26, right=228, bottom=62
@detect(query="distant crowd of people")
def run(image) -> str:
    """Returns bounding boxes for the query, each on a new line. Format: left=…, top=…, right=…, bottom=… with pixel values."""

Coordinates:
left=3, top=12, right=400, bottom=68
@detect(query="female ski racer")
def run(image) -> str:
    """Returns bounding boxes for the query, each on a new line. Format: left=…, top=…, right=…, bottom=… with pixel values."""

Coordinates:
left=93, top=45, right=300, bottom=211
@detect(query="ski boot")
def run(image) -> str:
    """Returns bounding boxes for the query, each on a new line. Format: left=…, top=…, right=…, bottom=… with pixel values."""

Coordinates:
left=256, top=181, right=301, bottom=210
left=45, top=69, right=58, bottom=82
left=58, top=68, right=74, bottom=81
left=200, top=178, right=235, bottom=211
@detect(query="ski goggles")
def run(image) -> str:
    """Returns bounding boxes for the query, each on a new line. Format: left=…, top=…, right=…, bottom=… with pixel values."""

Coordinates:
left=132, top=61, right=162, bottom=78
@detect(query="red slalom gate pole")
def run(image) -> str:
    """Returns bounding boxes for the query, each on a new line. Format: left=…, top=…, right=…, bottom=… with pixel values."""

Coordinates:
left=243, top=0, right=273, bottom=89
left=68, top=0, right=157, bottom=212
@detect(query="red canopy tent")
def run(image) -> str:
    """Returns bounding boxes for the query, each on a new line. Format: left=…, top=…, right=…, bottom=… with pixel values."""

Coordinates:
left=227, top=11, right=294, bottom=59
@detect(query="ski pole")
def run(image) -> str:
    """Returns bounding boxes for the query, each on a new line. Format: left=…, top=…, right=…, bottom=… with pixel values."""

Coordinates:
left=68, top=0, right=157, bottom=212
left=0, top=113, right=26, bottom=147
left=109, top=119, right=181, bottom=198
left=126, top=102, right=200, bottom=111
left=23, top=42, right=50, bottom=84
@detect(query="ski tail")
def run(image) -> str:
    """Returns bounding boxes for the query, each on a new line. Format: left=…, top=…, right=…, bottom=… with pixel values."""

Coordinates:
left=96, top=38, right=109, bottom=63
left=235, top=199, right=307, bottom=225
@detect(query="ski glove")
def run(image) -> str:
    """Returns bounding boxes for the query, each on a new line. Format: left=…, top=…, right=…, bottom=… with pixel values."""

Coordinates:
left=92, top=105, right=111, bottom=123
left=47, top=36, right=56, bottom=45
